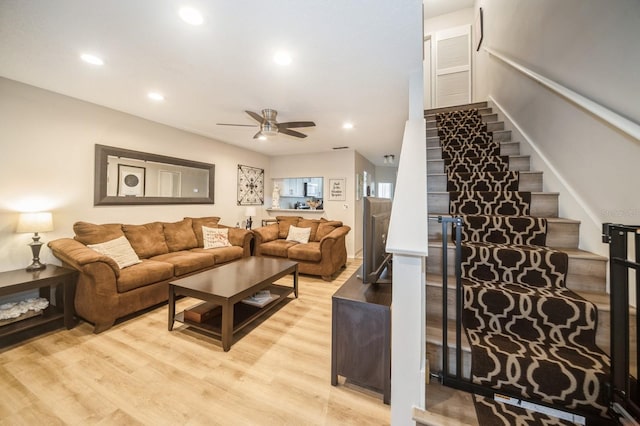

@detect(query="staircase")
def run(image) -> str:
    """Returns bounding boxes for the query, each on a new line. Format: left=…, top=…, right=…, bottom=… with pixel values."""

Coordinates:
left=423, top=101, right=628, bottom=423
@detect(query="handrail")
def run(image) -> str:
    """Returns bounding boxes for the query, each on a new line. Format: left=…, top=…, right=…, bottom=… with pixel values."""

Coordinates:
left=484, top=47, right=640, bottom=142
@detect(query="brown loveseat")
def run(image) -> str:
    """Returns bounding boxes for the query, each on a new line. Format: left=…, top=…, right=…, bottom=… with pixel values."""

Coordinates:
left=48, top=217, right=252, bottom=333
left=252, top=216, right=350, bottom=281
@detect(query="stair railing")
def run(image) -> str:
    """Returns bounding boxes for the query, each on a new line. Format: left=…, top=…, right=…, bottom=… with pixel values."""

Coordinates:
left=602, top=223, right=640, bottom=422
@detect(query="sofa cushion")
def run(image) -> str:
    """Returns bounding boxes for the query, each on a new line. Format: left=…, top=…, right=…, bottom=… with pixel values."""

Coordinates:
left=277, top=216, right=301, bottom=239
left=259, top=240, right=298, bottom=258
left=123, top=222, right=169, bottom=259
left=150, top=251, right=215, bottom=276
left=73, top=221, right=124, bottom=245
left=87, top=236, right=142, bottom=269
left=191, top=246, right=244, bottom=265
left=286, top=225, right=311, bottom=244
left=115, top=259, right=174, bottom=293
left=287, top=242, right=322, bottom=262
left=187, top=217, right=221, bottom=247
left=164, top=218, right=198, bottom=252
left=297, top=219, right=321, bottom=242
left=203, top=226, right=232, bottom=249
left=315, top=221, right=343, bottom=241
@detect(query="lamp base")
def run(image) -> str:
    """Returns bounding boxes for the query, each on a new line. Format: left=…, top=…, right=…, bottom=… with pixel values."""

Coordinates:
left=26, top=261, right=47, bottom=272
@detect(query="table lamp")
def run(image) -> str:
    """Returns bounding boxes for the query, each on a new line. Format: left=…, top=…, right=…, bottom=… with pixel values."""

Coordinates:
left=17, top=212, right=54, bottom=271
left=245, top=206, right=257, bottom=230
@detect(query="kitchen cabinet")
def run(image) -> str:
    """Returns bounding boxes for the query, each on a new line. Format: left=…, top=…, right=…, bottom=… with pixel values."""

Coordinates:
left=277, top=177, right=323, bottom=198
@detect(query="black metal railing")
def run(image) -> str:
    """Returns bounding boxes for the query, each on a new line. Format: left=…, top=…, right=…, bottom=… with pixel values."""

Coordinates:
left=603, top=223, right=640, bottom=422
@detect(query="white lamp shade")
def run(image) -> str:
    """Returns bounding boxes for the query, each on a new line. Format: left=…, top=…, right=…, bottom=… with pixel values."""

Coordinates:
left=245, top=207, right=257, bottom=217
left=17, top=212, right=54, bottom=233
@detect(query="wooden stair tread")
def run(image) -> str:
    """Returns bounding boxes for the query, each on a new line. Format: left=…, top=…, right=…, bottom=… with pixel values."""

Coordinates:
left=426, top=319, right=471, bottom=351
left=427, top=240, right=605, bottom=261
left=427, top=214, right=579, bottom=225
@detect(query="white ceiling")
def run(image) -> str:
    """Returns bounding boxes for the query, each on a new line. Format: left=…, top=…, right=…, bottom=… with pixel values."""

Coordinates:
left=0, top=1, right=423, bottom=166
left=423, top=0, right=475, bottom=19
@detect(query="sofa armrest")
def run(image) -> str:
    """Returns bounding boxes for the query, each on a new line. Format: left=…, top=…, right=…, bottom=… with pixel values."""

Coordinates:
left=253, top=224, right=279, bottom=244
left=319, top=225, right=351, bottom=248
left=224, top=226, right=253, bottom=257
left=48, top=238, right=121, bottom=278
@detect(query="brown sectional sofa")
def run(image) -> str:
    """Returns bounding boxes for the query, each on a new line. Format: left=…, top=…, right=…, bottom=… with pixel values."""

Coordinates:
left=252, top=216, right=350, bottom=281
left=48, top=217, right=252, bottom=333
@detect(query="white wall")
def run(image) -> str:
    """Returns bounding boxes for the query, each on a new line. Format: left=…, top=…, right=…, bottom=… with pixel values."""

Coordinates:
left=269, top=150, right=356, bottom=256
left=0, top=78, right=270, bottom=272
left=474, top=0, right=640, bottom=255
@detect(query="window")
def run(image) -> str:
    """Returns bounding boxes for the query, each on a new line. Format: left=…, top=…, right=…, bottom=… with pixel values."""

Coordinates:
left=377, top=183, right=393, bottom=199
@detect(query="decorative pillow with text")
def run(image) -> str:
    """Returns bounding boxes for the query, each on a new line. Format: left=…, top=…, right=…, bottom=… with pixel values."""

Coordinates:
left=202, top=226, right=232, bottom=249
left=88, top=235, right=142, bottom=269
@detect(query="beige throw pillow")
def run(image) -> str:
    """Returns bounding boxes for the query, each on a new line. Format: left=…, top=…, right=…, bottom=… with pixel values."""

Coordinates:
left=286, top=225, right=311, bottom=244
left=88, top=236, right=142, bottom=269
left=203, top=226, right=232, bottom=249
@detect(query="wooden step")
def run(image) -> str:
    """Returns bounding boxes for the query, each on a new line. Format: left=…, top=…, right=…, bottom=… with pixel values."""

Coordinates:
left=426, top=121, right=504, bottom=137
left=427, top=170, right=543, bottom=192
left=426, top=242, right=607, bottom=293
left=426, top=318, right=472, bottom=379
left=424, top=102, right=489, bottom=116
left=425, top=274, right=620, bottom=366
left=427, top=216, right=580, bottom=248
left=427, top=191, right=559, bottom=218
left=427, top=155, right=531, bottom=174
left=426, top=141, right=519, bottom=160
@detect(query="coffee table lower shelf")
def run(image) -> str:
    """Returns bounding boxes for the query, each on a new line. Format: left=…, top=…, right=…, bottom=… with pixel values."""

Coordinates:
left=174, top=284, right=293, bottom=338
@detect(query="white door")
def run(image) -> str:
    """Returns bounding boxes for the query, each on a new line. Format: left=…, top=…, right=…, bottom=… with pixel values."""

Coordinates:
left=159, top=170, right=181, bottom=197
left=434, top=25, right=471, bottom=108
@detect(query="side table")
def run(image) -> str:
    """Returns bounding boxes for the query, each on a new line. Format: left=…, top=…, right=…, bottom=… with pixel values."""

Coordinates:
left=0, top=265, right=78, bottom=345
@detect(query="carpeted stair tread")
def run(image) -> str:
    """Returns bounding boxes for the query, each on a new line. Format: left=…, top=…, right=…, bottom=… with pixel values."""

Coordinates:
left=447, top=171, right=520, bottom=192
left=441, top=142, right=501, bottom=161
left=472, top=395, right=582, bottom=426
left=445, top=155, right=510, bottom=174
left=459, top=214, right=547, bottom=246
left=449, top=191, right=532, bottom=216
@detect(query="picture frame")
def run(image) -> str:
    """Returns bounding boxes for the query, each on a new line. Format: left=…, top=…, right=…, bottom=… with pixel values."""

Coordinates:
left=117, top=164, right=145, bottom=197
left=237, top=164, right=264, bottom=205
left=356, top=173, right=363, bottom=200
left=328, top=178, right=346, bottom=201
left=475, top=7, right=484, bottom=52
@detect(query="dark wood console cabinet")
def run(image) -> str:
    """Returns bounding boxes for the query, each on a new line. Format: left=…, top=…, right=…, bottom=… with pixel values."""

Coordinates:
left=331, top=269, right=391, bottom=404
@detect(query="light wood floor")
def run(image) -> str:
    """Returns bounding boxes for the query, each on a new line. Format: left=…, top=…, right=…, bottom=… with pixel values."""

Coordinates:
left=0, top=259, right=391, bottom=425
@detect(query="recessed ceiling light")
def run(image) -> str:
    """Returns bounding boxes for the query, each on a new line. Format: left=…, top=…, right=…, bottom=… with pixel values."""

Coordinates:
left=342, top=122, right=354, bottom=129
left=273, top=51, right=292, bottom=66
left=179, top=7, right=203, bottom=25
left=147, top=92, right=165, bottom=101
left=80, top=53, right=104, bottom=66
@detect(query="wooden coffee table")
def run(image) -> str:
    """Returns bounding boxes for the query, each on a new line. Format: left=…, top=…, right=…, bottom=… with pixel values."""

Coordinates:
left=168, top=257, right=298, bottom=351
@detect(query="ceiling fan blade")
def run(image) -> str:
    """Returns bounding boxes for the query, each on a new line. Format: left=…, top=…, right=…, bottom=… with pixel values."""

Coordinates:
left=216, top=123, right=257, bottom=127
left=278, top=121, right=316, bottom=129
left=245, top=110, right=264, bottom=123
left=279, top=128, right=308, bottom=138
left=253, top=131, right=263, bottom=139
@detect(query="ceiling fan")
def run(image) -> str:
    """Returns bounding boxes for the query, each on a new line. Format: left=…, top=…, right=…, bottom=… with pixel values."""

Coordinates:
left=217, top=109, right=316, bottom=139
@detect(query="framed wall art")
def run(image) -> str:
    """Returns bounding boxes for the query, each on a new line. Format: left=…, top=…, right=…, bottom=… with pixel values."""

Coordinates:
left=328, top=178, right=346, bottom=201
left=237, top=164, right=264, bottom=205
left=117, top=164, right=145, bottom=197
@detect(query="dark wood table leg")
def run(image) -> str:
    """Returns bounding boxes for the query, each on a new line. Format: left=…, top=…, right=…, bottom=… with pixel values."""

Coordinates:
left=63, top=276, right=76, bottom=329
left=168, top=284, right=175, bottom=331
left=293, top=266, right=299, bottom=298
left=331, top=297, right=338, bottom=386
left=221, top=300, right=233, bottom=351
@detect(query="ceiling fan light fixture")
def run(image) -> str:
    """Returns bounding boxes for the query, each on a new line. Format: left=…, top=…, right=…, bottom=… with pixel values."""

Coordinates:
left=261, top=121, right=279, bottom=136
left=258, top=134, right=267, bottom=141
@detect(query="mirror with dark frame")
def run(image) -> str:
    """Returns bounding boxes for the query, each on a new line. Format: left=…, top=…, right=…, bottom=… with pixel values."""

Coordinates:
left=94, top=144, right=215, bottom=205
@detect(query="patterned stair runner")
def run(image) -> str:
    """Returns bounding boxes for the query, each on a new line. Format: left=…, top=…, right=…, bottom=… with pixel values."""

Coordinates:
left=434, top=108, right=611, bottom=423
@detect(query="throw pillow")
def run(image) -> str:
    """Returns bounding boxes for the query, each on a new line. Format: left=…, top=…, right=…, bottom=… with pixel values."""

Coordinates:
left=286, top=225, right=311, bottom=244
left=88, top=236, right=142, bottom=269
left=202, top=226, right=232, bottom=249
left=73, top=221, right=124, bottom=245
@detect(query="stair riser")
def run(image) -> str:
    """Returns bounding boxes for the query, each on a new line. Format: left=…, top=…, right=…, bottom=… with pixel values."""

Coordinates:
left=427, top=219, right=580, bottom=248
left=426, top=113, right=499, bottom=130
left=427, top=192, right=559, bottom=217
left=426, top=245, right=607, bottom=293
left=427, top=156, right=531, bottom=174
left=426, top=121, right=504, bottom=137
left=425, top=107, right=494, bottom=120
left=425, top=340, right=471, bottom=379
left=426, top=130, right=511, bottom=147
left=427, top=171, right=543, bottom=192
left=426, top=141, right=519, bottom=160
